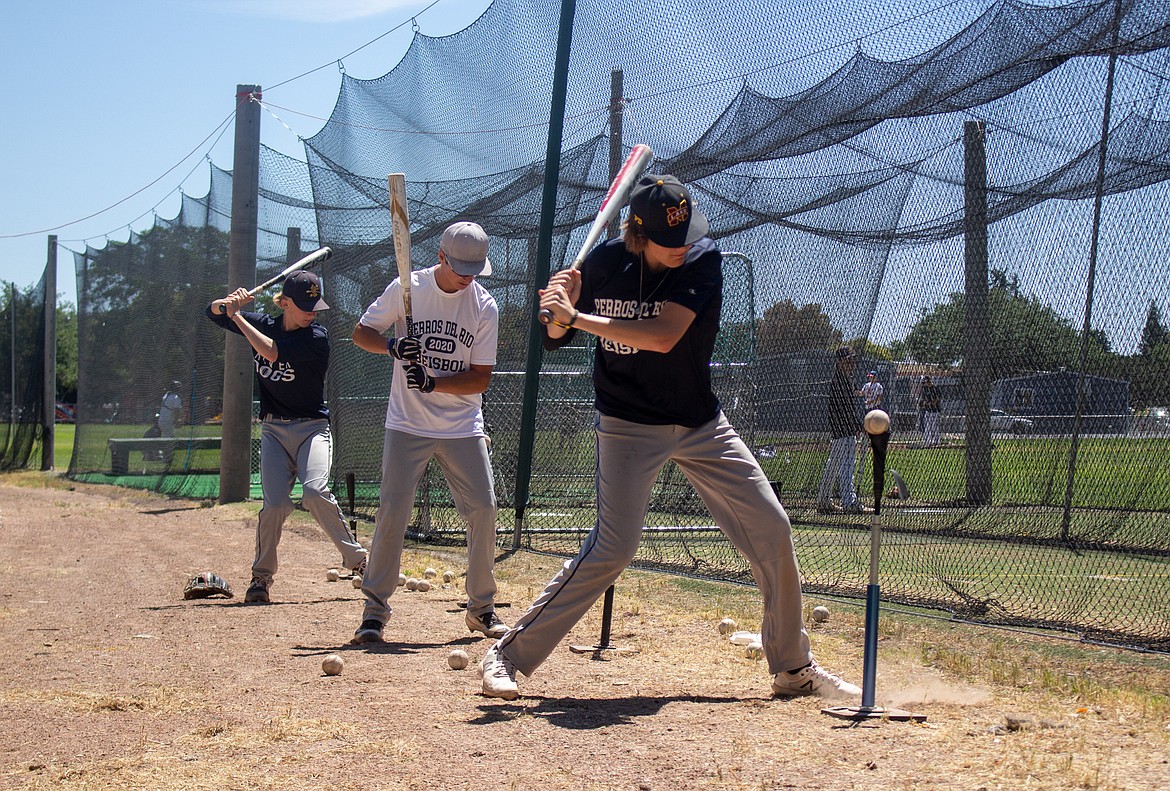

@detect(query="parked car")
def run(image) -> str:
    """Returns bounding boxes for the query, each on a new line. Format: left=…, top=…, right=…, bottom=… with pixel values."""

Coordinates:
left=989, top=409, right=1032, bottom=434
left=1133, top=406, right=1170, bottom=434
left=55, top=402, right=76, bottom=423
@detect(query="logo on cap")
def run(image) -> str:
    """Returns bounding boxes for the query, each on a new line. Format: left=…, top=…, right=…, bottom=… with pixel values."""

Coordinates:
left=282, top=270, right=330, bottom=312
left=629, top=174, right=709, bottom=248
left=666, top=203, right=689, bottom=228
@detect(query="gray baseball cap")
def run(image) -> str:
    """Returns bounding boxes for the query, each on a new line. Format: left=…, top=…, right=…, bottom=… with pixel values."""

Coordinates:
left=440, top=221, right=493, bottom=277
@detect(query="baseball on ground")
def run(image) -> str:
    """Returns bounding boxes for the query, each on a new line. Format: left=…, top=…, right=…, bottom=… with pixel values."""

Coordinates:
left=321, top=654, right=345, bottom=675
left=326, top=568, right=340, bottom=582
left=864, top=408, right=890, bottom=435
left=424, top=567, right=437, bottom=579
left=812, top=605, right=830, bottom=623
left=351, top=575, right=363, bottom=588
left=717, top=617, right=737, bottom=635
left=405, top=578, right=419, bottom=591
left=417, top=579, right=431, bottom=592
left=397, top=573, right=406, bottom=586
left=443, top=570, right=455, bottom=583
left=448, top=649, right=470, bottom=670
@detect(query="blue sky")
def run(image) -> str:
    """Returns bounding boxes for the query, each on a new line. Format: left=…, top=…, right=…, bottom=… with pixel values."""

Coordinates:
left=6, top=0, right=1158, bottom=355
left=0, top=0, right=493, bottom=307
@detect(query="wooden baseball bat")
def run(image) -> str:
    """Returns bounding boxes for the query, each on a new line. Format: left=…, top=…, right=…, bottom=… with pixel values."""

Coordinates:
left=387, top=174, right=413, bottom=336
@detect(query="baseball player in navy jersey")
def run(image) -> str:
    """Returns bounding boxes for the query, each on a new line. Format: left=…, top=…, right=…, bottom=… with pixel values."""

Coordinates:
left=349, top=221, right=507, bottom=645
left=206, top=271, right=367, bottom=604
left=479, top=174, right=860, bottom=702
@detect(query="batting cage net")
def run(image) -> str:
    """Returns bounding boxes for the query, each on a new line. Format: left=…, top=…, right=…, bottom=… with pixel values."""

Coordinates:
left=66, top=0, right=1169, bottom=651
left=0, top=275, right=48, bottom=472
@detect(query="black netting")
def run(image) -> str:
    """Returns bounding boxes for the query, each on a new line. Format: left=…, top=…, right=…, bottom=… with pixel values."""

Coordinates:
left=66, top=0, right=1170, bottom=651
left=0, top=275, right=47, bottom=471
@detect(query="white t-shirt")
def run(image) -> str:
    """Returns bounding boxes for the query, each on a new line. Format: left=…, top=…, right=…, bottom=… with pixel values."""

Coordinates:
left=359, top=265, right=498, bottom=438
left=861, top=380, right=884, bottom=409
left=158, top=391, right=182, bottom=434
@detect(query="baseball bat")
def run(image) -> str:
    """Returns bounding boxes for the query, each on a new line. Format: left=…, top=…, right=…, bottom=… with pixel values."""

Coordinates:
left=537, top=143, right=655, bottom=325
left=387, top=173, right=414, bottom=337
left=218, top=246, right=331, bottom=313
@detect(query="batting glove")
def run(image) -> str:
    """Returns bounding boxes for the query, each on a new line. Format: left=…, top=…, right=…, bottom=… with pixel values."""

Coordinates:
left=404, top=364, right=436, bottom=393
left=388, top=336, right=422, bottom=362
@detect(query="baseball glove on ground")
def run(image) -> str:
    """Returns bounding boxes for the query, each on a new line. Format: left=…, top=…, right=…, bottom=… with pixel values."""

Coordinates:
left=183, top=571, right=234, bottom=599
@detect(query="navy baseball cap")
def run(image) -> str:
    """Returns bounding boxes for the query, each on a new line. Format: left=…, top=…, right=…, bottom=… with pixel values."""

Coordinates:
left=629, top=174, right=709, bottom=248
left=282, top=270, right=329, bottom=312
left=440, top=222, right=493, bottom=277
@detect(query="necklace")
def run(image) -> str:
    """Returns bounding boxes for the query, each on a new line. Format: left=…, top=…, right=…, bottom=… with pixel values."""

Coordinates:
left=638, top=254, right=671, bottom=319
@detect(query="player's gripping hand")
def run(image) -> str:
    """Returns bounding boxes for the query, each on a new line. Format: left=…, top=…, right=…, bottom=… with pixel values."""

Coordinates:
left=404, top=364, right=436, bottom=393
left=388, top=336, right=422, bottom=362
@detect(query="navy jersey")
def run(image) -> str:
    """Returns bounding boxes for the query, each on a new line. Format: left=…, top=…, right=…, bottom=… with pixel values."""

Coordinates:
left=545, top=237, right=723, bottom=427
left=827, top=367, right=861, bottom=439
left=205, top=307, right=331, bottom=421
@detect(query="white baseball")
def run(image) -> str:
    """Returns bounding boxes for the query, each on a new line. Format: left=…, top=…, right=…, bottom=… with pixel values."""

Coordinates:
left=325, top=568, right=340, bottom=582
left=405, top=578, right=419, bottom=591
left=717, top=617, right=737, bottom=635
left=351, top=575, right=363, bottom=588
left=442, top=570, right=455, bottom=583
left=864, top=409, right=890, bottom=435
left=417, top=579, right=431, bottom=592
left=448, top=649, right=470, bottom=670
left=397, top=573, right=406, bottom=587
left=745, top=641, right=764, bottom=659
left=321, top=654, right=344, bottom=675
left=423, top=567, right=437, bottom=579
left=812, top=605, right=830, bottom=623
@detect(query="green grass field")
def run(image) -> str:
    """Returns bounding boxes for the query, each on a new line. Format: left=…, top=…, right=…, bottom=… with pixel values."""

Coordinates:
left=54, top=422, right=74, bottom=470
left=43, top=420, right=1169, bottom=650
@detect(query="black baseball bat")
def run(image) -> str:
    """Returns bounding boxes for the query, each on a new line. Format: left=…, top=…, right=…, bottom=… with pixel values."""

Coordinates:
left=861, top=413, right=890, bottom=709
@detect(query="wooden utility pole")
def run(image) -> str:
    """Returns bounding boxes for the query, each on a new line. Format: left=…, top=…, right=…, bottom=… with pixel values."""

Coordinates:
left=220, top=84, right=262, bottom=503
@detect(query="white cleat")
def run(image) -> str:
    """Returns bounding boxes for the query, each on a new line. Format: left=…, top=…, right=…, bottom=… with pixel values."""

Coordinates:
left=772, top=661, right=861, bottom=700
left=480, top=645, right=520, bottom=700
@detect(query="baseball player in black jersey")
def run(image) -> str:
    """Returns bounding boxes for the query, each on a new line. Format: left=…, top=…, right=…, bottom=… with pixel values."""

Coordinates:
left=206, top=271, right=367, bottom=603
left=479, top=174, right=860, bottom=701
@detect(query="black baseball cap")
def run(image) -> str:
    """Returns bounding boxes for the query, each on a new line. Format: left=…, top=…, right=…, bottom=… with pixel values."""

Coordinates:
left=629, top=174, right=709, bottom=248
left=282, top=270, right=330, bottom=312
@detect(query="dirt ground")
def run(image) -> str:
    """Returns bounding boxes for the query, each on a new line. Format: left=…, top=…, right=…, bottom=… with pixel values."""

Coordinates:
left=1, top=476, right=1168, bottom=791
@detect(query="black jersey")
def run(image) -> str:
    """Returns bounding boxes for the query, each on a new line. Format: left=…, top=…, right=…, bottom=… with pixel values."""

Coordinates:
left=827, top=367, right=861, bottom=439
left=545, top=237, right=723, bottom=427
left=205, top=307, right=331, bottom=421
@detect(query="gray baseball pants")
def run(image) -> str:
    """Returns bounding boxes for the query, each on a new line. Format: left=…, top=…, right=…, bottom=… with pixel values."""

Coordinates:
left=818, top=434, right=860, bottom=508
left=497, top=411, right=813, bottom=677
left=361, top=429, right=498, bottom=625
left=253, top=417, right=367, bottom=582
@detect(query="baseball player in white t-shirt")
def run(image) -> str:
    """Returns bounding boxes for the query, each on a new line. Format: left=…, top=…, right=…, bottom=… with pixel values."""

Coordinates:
left=856, top=370, right=884, bottom=501
left=350, top=222, right=507, bottom=645
left=860, top=370, right=883, bottom=411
